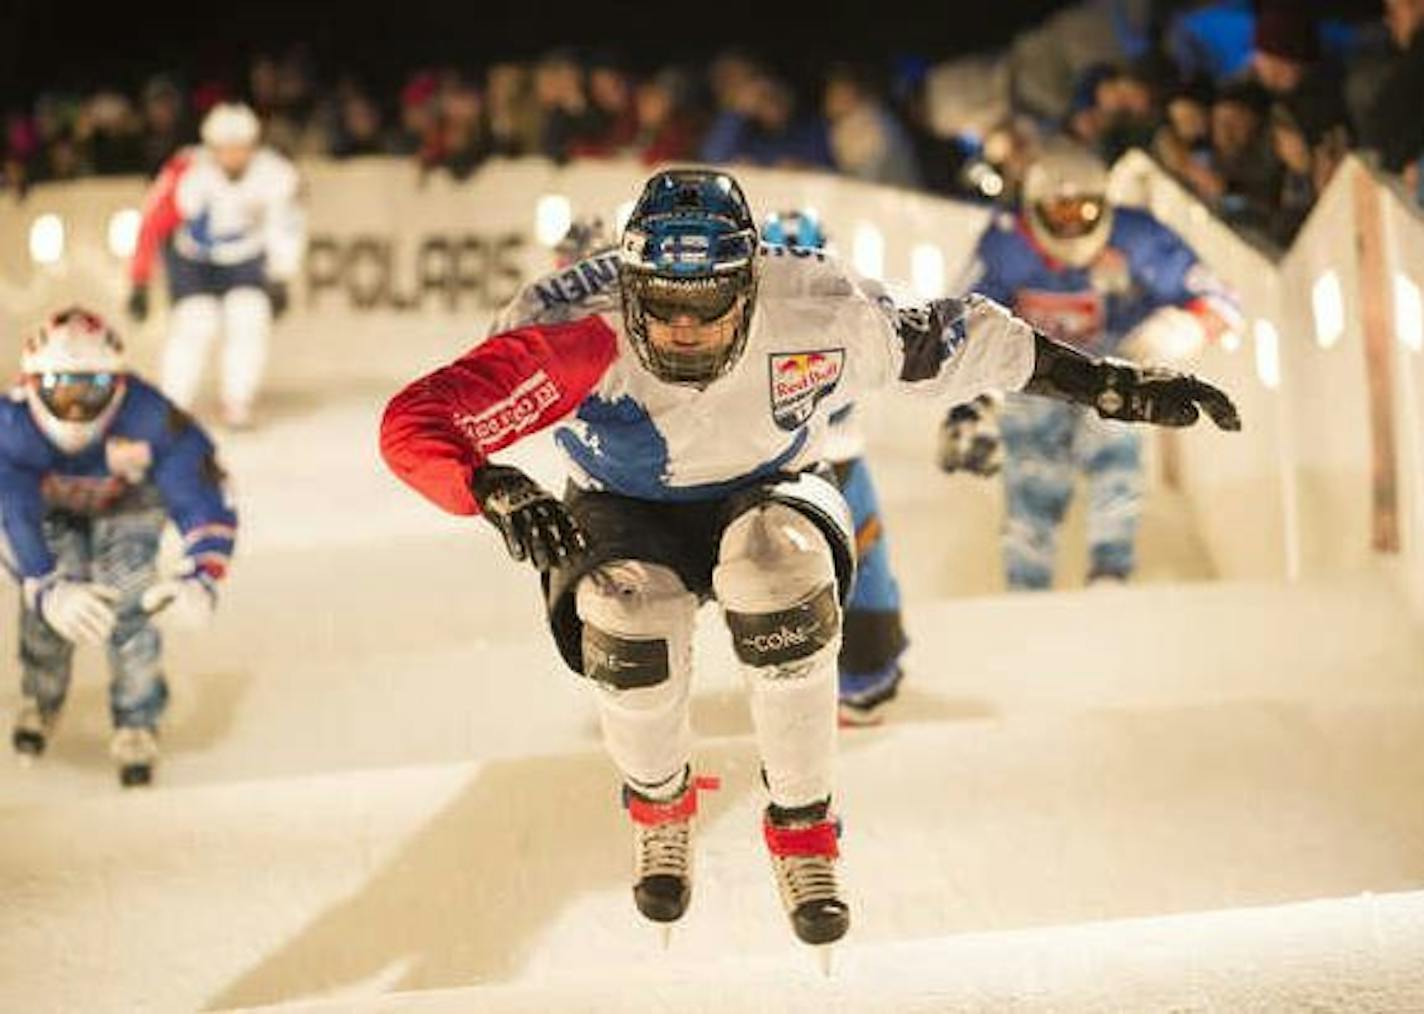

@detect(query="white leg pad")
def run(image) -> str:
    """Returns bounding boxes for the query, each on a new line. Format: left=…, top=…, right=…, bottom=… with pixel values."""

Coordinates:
left=161, top=295, right=221, bottom=409
left=220, top=287, right=272, bottom=419
left=714, top=504, right=840, bottom=809
left=576, top=560, right=698, bottom=799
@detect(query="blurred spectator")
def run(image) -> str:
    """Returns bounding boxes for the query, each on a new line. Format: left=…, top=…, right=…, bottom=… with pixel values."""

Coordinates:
left=81, top=92, right=145, bottom=175
left=569, top=55, right=638, bottom=157
left=422, top=73, right=493, bottom=180
left=140, top=76, right=191, bottom=175
left=1204, top=81, right=1280, bottom=232
left=822, top=64, right=920, bottom=188
left=487, top=62, right=540, bottom=157
left=1154, top=75, right=1215, bottom=183
left=328, top=89, right=390, bottom=159
left=633, top=69, right=701, bottom=166
left=392, top=71, right=439, bottom=157
left=534, top=49, right=598, bottom=163
left=699, top=70, right=832, bottom=169
left=1354, top=0, right=1424, bottom=175
left=894, top=69, right=977, bottom=197
left=1165, top=0, right=1256, bottom=84
left=1068, top=62, right=1159, bottom=164
left=1251, top=6, right=1350, bottom=147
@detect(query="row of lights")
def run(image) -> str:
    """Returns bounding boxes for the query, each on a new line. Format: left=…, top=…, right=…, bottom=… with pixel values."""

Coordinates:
left=28, top=209, right=141, bottom=265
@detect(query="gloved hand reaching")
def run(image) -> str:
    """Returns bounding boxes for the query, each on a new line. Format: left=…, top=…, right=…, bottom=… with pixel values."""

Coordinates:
left=937, top=394, right=1002, bottom=476
left=471, top=463, right=589, bottom=571
left=142, top=570, right=218, bottom=629
left=36, top=579, right=120, bottom=644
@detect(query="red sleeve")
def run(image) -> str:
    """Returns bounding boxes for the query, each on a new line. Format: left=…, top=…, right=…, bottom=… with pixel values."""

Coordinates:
left=130, top=153, right=191, bottom=285
left=379, top=316, right=619, bottom=516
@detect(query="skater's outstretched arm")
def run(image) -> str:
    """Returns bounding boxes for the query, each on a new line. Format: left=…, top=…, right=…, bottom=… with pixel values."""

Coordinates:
left=1023, top=330, right=1241, bottom=430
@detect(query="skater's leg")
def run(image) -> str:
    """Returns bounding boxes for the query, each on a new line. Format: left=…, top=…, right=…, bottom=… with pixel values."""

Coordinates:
left=832, top=458, right=907, bottom=719
left=714, top=502, right=840, bottom=810
left=219, top=285, right=272, bottom=427
left=1077, top=415, right=1145, bottom=583
left=575, top=560, right=698, bottom=801
left=999, top=397, right=1077, bottom=591
left=91, top=505, right=168, bottom=732
left=17, top=517, right=87, bottom=720
left=160, top=295, right=221, bottom=410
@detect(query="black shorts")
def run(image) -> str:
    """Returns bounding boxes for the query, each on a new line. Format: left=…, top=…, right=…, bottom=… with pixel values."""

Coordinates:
left=543, top=475, right=855, bottom=675
left=164, top=246, right=267, bottom=301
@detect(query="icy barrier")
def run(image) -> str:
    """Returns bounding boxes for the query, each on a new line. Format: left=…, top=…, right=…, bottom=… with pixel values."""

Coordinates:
left=1, top=153, right=1422, bottom=604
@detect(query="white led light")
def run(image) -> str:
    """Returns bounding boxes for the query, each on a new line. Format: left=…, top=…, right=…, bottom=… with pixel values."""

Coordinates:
left=1254, top=318, right=1281, bottom=390
left=28, top=214, right=65, bottom=265
left=1311, top=270, right=1344, bottom=350
left=107, top=208, right=141, bottom=259
left=1395, top=273, right=1423, bottom=353
left=910, top=243, right=945, bottom=299
left=1220, top=329, right=1242, bottom=353
left=614, top=200, right=636, bottom=234
left=534, top=194, right=573, bottom=248
left=852, top=222, right=884, bottom=280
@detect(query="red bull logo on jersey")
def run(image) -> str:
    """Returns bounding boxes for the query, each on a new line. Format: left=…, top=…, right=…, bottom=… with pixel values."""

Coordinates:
left=768, top=350, right=845, bottom=431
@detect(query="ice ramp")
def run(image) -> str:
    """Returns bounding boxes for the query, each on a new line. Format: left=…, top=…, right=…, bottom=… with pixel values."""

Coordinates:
left=4, top=577, right=1424, bottom=1013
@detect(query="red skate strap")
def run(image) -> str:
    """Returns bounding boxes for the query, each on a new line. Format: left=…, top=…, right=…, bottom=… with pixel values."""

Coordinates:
left=628, top=775, right=721, bottom=826
left=763, top=818, right=840, bottom=859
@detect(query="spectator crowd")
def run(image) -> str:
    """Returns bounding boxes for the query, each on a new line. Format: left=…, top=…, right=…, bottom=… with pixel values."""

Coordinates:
left=4, top=1, right=1423, bottom=249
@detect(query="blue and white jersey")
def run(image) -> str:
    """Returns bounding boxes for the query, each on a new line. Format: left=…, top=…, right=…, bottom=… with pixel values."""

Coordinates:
left=0, top=377, right=237, bottom=580
left=961, top=206, right=1239, bottom=357
left=465, top=243, right=1037, bottom=503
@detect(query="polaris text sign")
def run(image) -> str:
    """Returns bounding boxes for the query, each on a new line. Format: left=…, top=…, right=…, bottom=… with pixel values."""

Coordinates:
left=304, top=233, right=526, bottom=313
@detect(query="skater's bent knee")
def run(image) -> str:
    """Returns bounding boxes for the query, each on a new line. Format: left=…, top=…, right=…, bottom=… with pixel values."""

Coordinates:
left=575, top=561, right=695, bottom=689
left=725, top=584, right=839, bottom=668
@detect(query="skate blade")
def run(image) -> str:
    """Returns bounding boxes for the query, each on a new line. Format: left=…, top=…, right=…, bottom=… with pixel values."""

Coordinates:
left=814, top=945, right=834, bottom=977
left=658, top=924, right=673, bottom=951
left=15, top=751, right=37, bottom=769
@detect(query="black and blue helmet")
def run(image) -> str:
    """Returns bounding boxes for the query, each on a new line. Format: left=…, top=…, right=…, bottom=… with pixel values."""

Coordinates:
left=762, top=208, right=827, bottom=250
left=619, top=168, right=760, bottom=386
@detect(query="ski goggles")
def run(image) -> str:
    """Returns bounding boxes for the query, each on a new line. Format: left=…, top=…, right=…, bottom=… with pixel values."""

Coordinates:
left=634, top=271, right=749, bottom=325
left=33, top=372, right=121, bottom=422
left=1034, top=195, right=1107, bottom=239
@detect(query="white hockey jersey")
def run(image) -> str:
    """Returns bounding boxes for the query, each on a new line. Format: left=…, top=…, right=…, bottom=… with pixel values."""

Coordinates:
left=131, top=145, right=306, bottom=284
left=382, top=245, right=1036, bottom=515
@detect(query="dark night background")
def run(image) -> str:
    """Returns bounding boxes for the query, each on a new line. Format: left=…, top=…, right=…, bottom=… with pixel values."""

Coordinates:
left=0, top=0, right=1381, bottom=104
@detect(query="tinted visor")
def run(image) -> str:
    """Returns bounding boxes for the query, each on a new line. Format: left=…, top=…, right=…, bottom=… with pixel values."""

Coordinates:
left=638, top=272, right=746, bottom=325
left=35, top=372, right=120, bottom=422
left=1034, top=195, right=1106, bottom=240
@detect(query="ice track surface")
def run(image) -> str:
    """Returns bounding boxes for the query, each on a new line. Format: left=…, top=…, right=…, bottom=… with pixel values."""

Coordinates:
left=3, top=372, right=1424, bottom=1013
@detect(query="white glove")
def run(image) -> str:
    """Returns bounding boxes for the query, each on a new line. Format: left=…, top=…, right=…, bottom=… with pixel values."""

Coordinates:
left=38, top=581, right=120, bottom=644
left=141, top=572, right=217, bottom=629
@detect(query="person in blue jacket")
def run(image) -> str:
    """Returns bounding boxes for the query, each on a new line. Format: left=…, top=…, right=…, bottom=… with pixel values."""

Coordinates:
left=939, top=140, right=1241, bottom=590
left=1, top=307, right=237, bottom=785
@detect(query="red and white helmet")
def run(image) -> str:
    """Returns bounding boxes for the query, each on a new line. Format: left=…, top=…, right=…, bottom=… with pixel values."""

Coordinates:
left=21, top=306, right=128, bottom=453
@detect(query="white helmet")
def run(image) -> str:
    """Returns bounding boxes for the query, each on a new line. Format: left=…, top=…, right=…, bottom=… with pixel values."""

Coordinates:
left=201, top=102, right=261, bottom=148
left=21, top=307, right=128, bottom=454
left=1022, top=140, right=1114, bottom=269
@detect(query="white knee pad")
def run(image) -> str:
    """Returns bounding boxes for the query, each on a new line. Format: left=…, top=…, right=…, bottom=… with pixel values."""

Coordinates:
left=220, top=287, right=272, bottom=416
left=576, top=561, right=698, bottom=798
left=714, top=503, right=840, bottom=669
left=162, top=296, right=221, bottom=409
left=576, top=561, right=698, bottom=691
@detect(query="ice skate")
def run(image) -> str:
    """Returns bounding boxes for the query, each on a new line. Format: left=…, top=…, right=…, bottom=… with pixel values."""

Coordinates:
left=764, top=800, right=850, bottom=947
left=624, top=773, right=719, bottom=927
left=838, top=665, right=904, bottom=728
left=110, top=726, right=159, bottom=787
left=12, top=699, right=56, bottom=762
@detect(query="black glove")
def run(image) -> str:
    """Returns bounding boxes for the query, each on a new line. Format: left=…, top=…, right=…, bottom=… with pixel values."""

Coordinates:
left=470, top=464, right=589, bottom=571
left=127, top=286, right=149, bottom=322
left=938, top=395, right=1002, bottom=476
left=1024, top=332, right=1241, bottom=431
left=265, top=280, right=290, bottom=320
